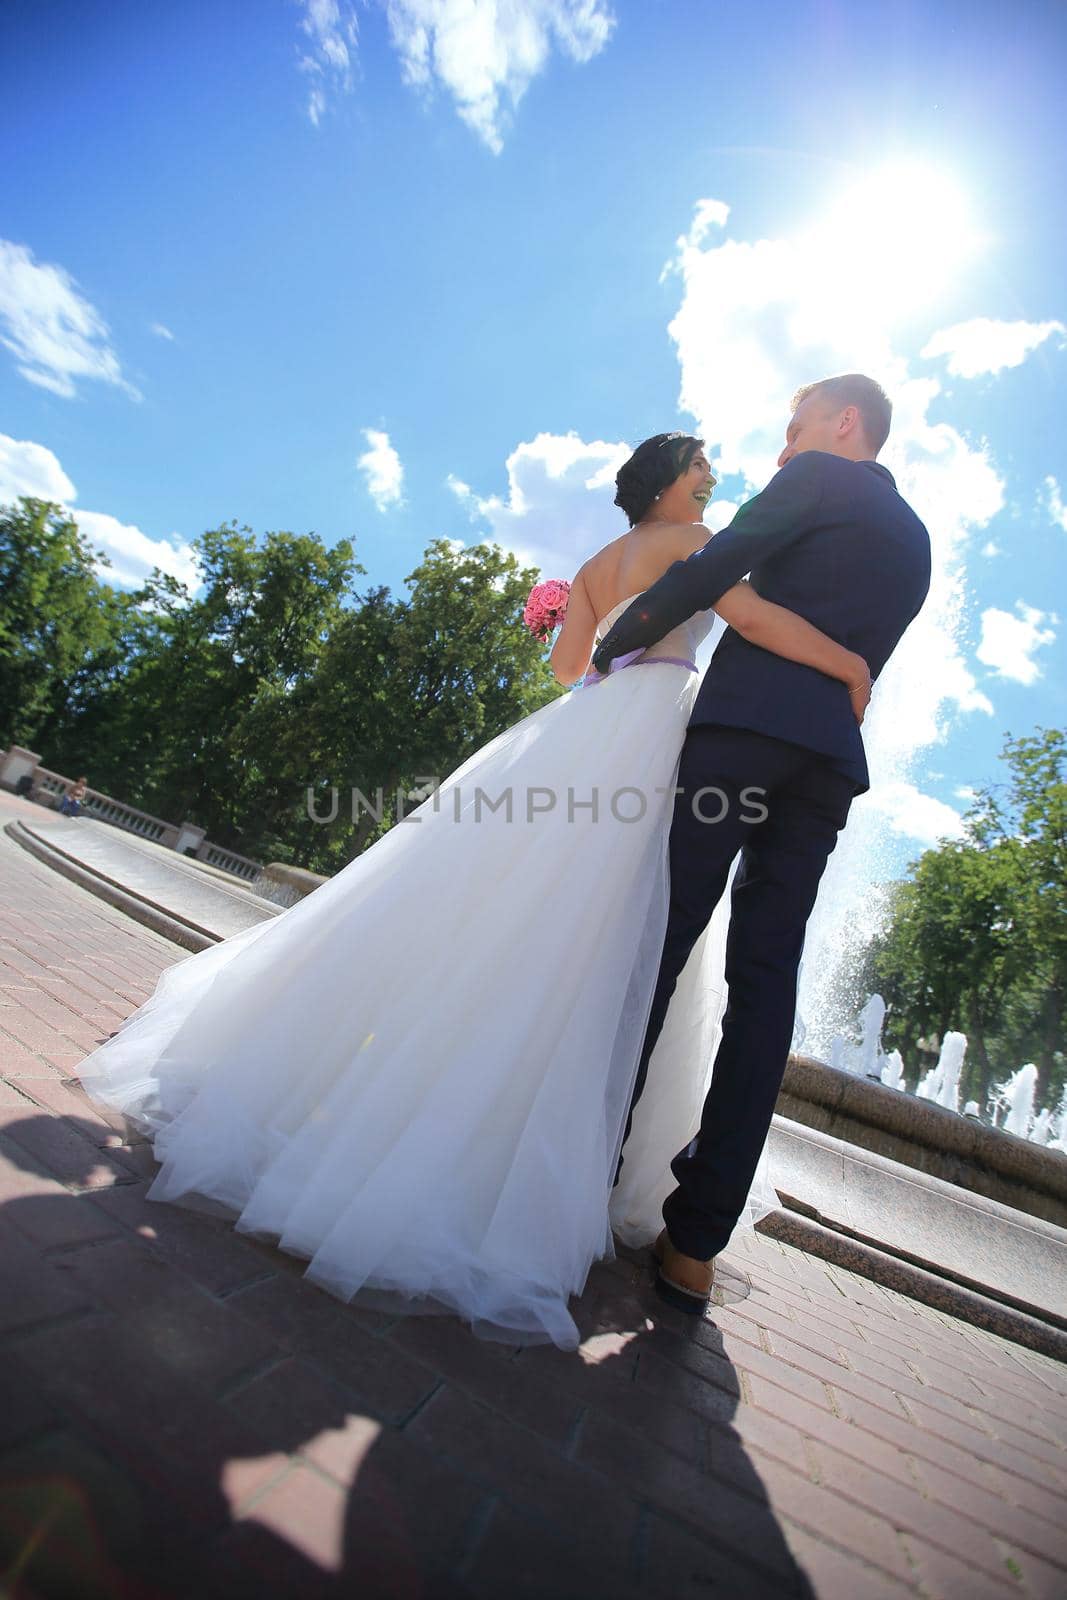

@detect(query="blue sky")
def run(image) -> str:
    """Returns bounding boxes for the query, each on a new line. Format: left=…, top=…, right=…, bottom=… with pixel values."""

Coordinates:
left=3, top=0, right=1066, bottom=882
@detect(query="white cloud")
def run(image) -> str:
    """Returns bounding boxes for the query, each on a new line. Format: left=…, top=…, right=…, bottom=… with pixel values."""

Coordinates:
left=654, top=164, right=1025, bottom=1050
left=0, top=239, right=140, bottom=401
left=448, top=430, right=631, bottom=574
left=72, top=509, right=201, bottom=590
left=703, top=497, right=739, bottom=534
left=298, top=0, right=359, bottom=125
left=662, top=183, right=1005, bottom=757
left=151, top=322, right=175, bottom=341
left=384, top=0, right=615, bottom=153
left=358, top=428, right=405, bottom=510
left=0, top=433, right=75, bottom=504
left=921, top=317, right=1065, bottom=379
left=662, top=199, right=730, bottom=272
left=976, top=601, right=1056, bottom=684
left=1042, top=475, right=1067, bottom=533
left=295, top=1, right=614, bottom=147
left=981, top=539, right=1001, bottom=557
left=0, top=430, right=199, bottom=591
left=865, top=780, right=965, bottom=845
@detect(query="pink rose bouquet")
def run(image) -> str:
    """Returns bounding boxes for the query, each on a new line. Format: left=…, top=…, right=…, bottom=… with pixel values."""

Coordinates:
left=523, top=578, right=571, bottom=643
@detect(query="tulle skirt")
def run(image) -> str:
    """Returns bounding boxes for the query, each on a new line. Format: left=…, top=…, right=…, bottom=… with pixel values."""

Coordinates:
left=76, top=660, right=778, bottom=1349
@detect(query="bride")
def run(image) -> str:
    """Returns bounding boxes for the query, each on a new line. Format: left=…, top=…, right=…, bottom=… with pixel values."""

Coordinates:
left=76, top=431, right=870, bottom=1351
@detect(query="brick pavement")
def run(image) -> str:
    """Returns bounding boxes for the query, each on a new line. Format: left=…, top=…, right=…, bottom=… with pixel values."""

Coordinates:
left=2, top=788, right=1066, bottom=1599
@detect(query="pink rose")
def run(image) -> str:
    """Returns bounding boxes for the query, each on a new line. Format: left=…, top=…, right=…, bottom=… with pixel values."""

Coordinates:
left=522, top=578, right=571, bottom=641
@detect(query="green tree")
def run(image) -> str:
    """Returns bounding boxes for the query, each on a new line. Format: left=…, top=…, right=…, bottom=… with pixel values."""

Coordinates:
left=290, top=539, right=560, bottom=872
left=967, top=729, right=1066, bottom=1106
left=863, top=838, right=1030, bottom=1105
left=863, top=729, right=1066, bottom=1110
left=0, top=498, right=126, bottom=748
left=55, top=521, right=362, bottom=850
left=9, top=503, right=561, bottom=875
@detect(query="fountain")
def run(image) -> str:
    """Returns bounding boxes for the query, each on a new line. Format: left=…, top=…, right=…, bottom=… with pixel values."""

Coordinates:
left=999, top=1063, right=1039, bottom=1138
left=880, top=1049, right=905, bottom=1091
left=915, top=1031, right=966, bottom=1113
left=826, top=992, right=889, bottom=1080
left=787, top=990, right=1067, bottom=1230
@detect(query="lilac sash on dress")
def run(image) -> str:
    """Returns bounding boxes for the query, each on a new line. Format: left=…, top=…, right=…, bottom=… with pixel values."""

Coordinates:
left=580, top=647, right=697, bottom=688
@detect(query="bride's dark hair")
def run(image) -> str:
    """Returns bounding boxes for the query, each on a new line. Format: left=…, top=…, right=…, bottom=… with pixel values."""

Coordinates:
left=614, top=432, right=705, bottom=527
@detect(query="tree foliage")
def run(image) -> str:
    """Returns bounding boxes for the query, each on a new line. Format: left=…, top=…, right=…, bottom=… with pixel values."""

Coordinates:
left=862, top=729, right=1066, bottom=1110
left=0, top=499, right=132, bottom=748
left=2, top=500, right=559, bottom=875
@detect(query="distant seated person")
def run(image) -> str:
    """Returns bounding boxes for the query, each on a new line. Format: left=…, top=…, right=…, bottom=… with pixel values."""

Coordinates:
left=58, top=776, right=89, bottom=817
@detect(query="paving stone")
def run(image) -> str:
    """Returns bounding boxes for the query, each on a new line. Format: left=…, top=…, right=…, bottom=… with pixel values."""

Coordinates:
left=25, top=1234, right=284, bottom=1392
left=516, top=1336, right=709, bottom=1467
left=0, top=1145, right=122, bottom=1248
left=408, top=1384, right=641, bottom=1592
left=573, top=1403, right=803, bottom=1583
left=0, top=1349, right=60, bottom=1450
left=895, top=1392, right=1067, bottom=1485
left=780, top=1522, right=917, bottom=1598
left=641, top=1509, right=803, bottom=1598
left=995, top=1538, right=1067, bottom=1600
left=224, top=1356, right=384, bottom=1486
left=827, top=1383, right=1059, bottom=1500
left=88, top=1179, right=282, bottom=1296
left=275, top=1310, right=442, bottom=1426
left=806, top=1438, right=1008, bottom=1579
left=383, top=1309, right=583, bottom=1448
left=968, top=1456, right=1067, bottom=1531
left=459, top=1498, right=643, bottom=1600
left=899, top=1452, right=1067, bottom=1572
left=898, top=1531, right=1023, bottom=1600
left=0, top=1211, right=94, bottom=1333
left=743, top=1444, right=919, bottom=1586
left=235, top=1463, right=349, bottom=1572
left=3, top=804, right=1067, bottom=1600
left=0, top=1034, right=52, bottom=1075
left=732, top=1371, right=923, bottom=1494
left=0, top=1098, right=139, bottom=1188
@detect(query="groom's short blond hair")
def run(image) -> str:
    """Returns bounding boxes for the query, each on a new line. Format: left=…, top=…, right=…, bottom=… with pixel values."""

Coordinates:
left=792, top=374, right=892, bottom=454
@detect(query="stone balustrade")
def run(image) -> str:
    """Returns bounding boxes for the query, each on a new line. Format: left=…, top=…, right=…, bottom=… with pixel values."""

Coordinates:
left=0, top=743, right=263, bottom=884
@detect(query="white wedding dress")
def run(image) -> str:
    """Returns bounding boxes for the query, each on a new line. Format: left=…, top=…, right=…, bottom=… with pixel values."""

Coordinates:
left=76, top=596, right=779, bottom=1350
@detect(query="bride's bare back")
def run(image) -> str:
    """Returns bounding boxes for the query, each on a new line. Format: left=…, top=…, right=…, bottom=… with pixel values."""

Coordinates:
left=581, top=525, right=702, bottom=624
left=550, top=522, right=709, bottom=684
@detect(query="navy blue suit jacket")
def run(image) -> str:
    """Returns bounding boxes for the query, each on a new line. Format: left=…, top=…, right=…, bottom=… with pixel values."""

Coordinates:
left=592, top=451, right=932, bottom=795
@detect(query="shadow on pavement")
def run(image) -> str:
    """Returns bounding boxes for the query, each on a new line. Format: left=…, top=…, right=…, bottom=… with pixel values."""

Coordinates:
left=0, top=1113, right=814, bottom=1599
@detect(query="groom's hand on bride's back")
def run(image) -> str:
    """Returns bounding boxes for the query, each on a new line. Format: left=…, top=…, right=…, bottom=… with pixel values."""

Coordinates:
left=591, top=628, right=622, bottom=676
left=592, top=618, right=639, bottom=674
left=592, top=599, right=660, bottom=675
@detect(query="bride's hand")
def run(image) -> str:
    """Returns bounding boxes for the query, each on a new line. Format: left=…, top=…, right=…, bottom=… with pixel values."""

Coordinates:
left=846, top=655, right=872, bottom=724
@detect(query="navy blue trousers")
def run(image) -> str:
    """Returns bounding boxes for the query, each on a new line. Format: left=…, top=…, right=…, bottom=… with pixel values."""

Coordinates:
left=614, top=724, right=856, bottom=1261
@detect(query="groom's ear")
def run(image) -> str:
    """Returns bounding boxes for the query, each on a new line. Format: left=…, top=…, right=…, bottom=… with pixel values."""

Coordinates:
left=837, top=404, right=861, bottom=438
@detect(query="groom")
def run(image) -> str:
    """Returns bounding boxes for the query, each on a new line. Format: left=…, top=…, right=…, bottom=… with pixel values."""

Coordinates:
left=595, top=374, right=931, bottom=1310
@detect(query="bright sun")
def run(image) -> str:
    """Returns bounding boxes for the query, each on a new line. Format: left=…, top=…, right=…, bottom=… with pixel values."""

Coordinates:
left=798, top=161, right=983, bottom=340
left=819, top=165, right=985, bottom=318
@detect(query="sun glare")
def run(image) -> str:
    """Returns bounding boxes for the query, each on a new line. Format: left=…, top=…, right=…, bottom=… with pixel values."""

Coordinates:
left=814, top=161, right=982, bottom=319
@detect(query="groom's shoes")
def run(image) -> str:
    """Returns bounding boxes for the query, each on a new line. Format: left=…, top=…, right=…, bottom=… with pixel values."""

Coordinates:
left=652, top=1228, right=715, bottom=1316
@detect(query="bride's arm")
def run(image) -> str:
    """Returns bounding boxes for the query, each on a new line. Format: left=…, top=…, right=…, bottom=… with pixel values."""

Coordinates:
left=664, top=522, right=872, bottom=717
left=714, top=580, right=871, bottom=720
left=549, top=569, right=598, bottom=686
